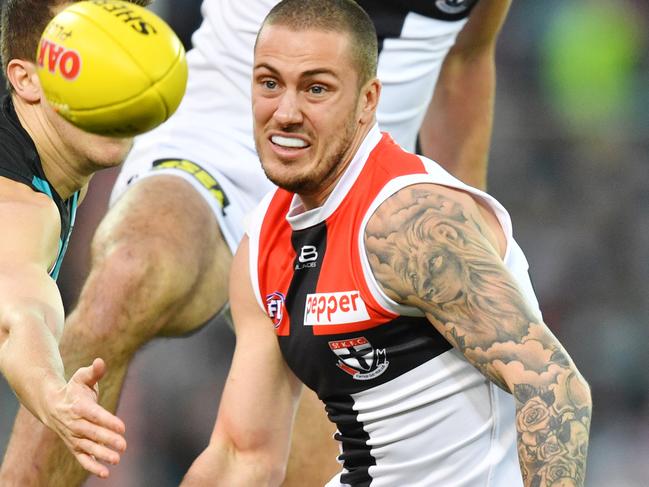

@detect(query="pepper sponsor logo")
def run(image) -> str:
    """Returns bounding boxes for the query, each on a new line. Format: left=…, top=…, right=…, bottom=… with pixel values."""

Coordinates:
left=304, top=291, right=370, bottom=326
left=329, top=336, right=389, bottom=380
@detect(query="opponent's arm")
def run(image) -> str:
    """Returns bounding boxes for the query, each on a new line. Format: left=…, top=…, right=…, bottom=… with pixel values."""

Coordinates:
left=0, top=179, right=126, bottom=479
left=365, top=184, right=591, bottom=487
left=419, top=0, right=512, bottom=190
left=182, top=236, right=302, bottom=487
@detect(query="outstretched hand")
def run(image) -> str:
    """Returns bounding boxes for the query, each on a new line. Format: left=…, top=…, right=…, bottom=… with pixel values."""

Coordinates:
left=45, top=358, right=127, bottom=478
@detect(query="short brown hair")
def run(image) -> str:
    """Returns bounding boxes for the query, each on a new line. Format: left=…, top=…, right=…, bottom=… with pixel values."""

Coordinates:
left=260, top=0, right=378, bottom=87
left=1, top=0, right=152, bottom=85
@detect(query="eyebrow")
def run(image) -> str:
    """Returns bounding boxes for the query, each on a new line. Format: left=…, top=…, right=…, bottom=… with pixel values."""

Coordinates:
left=253, top=63, right=340, bottom=80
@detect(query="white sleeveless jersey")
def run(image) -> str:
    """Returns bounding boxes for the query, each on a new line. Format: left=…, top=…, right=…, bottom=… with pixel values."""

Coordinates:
left=247, top=125, right=530, bottom=486
left=112, top=0, right=478, bottom=252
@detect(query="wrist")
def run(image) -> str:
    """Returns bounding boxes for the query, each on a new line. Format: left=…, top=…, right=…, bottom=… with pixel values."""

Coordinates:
left=32, top=369, right=67, bottom=426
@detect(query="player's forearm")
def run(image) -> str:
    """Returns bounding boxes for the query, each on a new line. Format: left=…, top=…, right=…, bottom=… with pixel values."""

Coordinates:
left=182, top=439, right=286, bottom=487
left=0, top=308, right=67, bottom=425
left=419, top=47, right=495, bottom=190
left=512, top=354, right=592, bottom=487
left=419, top=0, right=510, bottom=190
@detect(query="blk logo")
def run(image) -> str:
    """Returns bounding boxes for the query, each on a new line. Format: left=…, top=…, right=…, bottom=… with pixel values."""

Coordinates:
left=295, top=245, right=318, bottom=270
left=37, top=39, right=81, bottom=80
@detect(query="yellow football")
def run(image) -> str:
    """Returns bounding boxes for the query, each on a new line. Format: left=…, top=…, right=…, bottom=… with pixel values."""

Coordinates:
left=36, top=0, right=188, bottom=137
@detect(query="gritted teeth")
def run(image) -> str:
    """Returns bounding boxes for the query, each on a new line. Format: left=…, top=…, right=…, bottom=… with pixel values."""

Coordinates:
left=271, top=135, right=308, bottom=148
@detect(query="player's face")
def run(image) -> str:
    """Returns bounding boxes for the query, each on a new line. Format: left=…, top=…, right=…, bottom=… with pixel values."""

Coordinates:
left=41, top=96, right=134, bottom=170
left=252, top=25, right=377, bottom=208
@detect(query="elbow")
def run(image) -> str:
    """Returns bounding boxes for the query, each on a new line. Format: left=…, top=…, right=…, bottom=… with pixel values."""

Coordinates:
left=239, top=449, right=287, bottom=486
left=181, top=439, right=287, bottom=487
left=267, top=459, right=287, bottom=486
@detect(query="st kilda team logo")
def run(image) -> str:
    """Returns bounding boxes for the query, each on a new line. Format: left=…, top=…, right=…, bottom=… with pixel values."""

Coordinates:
left=329, top=337, right=389, bottom=381
left=435, top=0, right=474, bottom=15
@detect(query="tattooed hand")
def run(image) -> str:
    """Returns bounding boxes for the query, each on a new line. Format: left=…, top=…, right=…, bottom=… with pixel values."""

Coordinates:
left=364, top=183, right=592, bottom=487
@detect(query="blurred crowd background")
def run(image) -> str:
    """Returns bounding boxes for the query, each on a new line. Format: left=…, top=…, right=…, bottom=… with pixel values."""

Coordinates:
left=1, top=0, right=647, bottom=485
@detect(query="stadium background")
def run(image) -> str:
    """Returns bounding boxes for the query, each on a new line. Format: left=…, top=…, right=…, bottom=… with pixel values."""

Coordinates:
left=0, top=0, right=647, bottom=485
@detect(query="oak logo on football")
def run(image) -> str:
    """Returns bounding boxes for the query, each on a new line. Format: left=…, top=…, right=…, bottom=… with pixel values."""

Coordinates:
left=37, top=39, right=81, bottom=80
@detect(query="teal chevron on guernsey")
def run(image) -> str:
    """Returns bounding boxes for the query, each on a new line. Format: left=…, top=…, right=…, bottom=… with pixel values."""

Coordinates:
left=31, top=176, right=79, bottom=280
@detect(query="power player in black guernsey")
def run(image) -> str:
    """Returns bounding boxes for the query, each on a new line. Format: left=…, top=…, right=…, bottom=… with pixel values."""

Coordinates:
left=182, top=1, right=592, bottom=486
left=0, top=0, right=153, bottom=480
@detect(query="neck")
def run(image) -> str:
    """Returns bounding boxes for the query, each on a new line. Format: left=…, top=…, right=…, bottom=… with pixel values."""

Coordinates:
left=13, top=95, right=90, bottom=200
left=300, top=119, right=375, bottom=210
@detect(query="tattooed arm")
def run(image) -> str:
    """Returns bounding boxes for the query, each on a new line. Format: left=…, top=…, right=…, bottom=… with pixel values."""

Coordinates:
left=365, top=183, right=591, bottom=487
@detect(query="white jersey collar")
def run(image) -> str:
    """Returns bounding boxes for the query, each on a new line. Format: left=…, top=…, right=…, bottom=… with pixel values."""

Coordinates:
left=286, top=123, right=382, bottom=230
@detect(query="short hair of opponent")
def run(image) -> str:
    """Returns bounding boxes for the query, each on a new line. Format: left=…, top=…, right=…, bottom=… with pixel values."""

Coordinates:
left=0, top=0, right=152, bottom=89
left=258, top=0, right=378, bottom=87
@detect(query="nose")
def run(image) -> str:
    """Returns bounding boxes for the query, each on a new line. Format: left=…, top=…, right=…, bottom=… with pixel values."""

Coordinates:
left=273, top=90, right=303, bottom=127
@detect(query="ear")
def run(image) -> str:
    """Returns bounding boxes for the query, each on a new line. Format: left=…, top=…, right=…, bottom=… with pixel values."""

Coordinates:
left=6, top=59, right=42, bottom=103
left=358, top=77, right=381, bottom=124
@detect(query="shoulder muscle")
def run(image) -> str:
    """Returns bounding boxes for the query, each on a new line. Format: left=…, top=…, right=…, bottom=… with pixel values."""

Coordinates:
left=0, top=176, right=61, bottom=271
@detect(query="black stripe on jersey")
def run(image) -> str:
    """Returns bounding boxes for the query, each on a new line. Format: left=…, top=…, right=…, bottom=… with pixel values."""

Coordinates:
left=279, top=222, right=327, bottom=361
left=326, top=395, right=374, bottom=487
left=315, top=316, right=452, bottom=399
left=356, top=0, right=407, bottom=53
left=357, top=0, right=479, bottom=52
left=395, top=0, right=479, bottom=20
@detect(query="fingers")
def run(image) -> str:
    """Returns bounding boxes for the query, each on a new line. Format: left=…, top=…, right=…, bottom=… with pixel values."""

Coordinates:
left=80, top=400, right=126, bottom=435
left=74, top=437, right=122, bottom=465
left=75, top=451, right=111, bottom=479
left=68, top=416, right=127, bottom=453
left=50, top=370, right=129, bottom=478
left=54, top=415, right=127, bottom=478
left=91, top=357, right=107, bottom=380
left=72, top=357, right=107, bottom=390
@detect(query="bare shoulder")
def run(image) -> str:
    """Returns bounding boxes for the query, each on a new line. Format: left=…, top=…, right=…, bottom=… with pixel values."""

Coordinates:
left=0, top=175, right=58, bottom=212
left=366, top=183, right=488, bottom=238
left=365, top=182, right=504, bottom=301
left=0, top=176, right=60, bottom=270
left=364, top=182, right=534, bottom=354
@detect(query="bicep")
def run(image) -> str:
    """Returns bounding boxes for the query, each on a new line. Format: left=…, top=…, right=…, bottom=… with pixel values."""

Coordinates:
left=364, top=184, right=569, bottom=391
left=0, top=185, right=63, bottom=337
left=0, top=179, right=60, bottom=269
